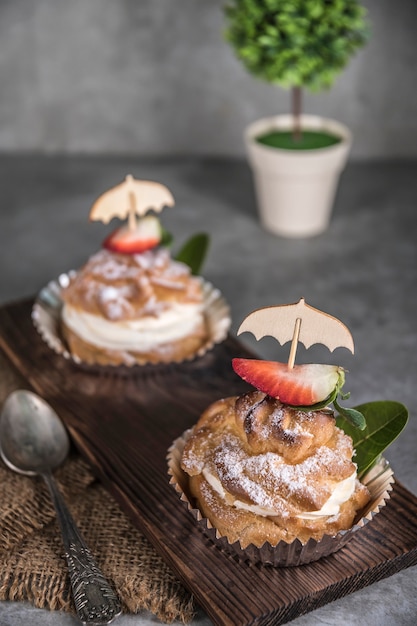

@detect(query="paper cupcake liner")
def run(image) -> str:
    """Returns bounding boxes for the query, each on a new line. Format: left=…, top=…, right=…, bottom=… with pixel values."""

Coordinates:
left=32, top=272, right=231, bottom=373
left=167, top=429, right=395, bottom=567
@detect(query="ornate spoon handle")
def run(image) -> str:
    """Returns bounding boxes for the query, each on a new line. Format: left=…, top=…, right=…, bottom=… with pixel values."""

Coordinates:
left=42, top=471, right=122, bottom=625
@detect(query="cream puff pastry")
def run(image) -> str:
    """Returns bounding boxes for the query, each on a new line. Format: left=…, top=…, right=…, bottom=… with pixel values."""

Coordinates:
left=61, top=247, right=208, bottom=366
left=181, top=391, right=370, bottom=547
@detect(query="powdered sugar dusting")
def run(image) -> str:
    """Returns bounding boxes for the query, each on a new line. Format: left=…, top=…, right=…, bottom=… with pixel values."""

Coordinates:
left=208, top=429, right=354, bottom=516
left=61, top=248, right=204, bottom=321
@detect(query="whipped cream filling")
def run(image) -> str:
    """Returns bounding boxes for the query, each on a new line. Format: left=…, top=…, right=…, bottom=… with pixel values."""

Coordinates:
left=202, top=467, right=357, bottom=520
left=62, top=302, right=204, bottom=351
left=296, top=472, right=356, bottom=519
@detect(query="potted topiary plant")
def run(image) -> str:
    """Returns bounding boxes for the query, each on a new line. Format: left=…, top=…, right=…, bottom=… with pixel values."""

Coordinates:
left=224, top=0, right=369, bottom=237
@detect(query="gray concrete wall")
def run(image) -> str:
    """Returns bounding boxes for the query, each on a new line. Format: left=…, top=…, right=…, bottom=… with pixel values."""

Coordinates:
left=0, top=0, right=416, bottom=158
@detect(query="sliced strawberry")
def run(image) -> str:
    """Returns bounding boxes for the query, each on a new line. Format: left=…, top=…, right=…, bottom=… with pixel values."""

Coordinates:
left=103, top=215, right=162, bottom=254
left=232, top=359, right=344, bottom=407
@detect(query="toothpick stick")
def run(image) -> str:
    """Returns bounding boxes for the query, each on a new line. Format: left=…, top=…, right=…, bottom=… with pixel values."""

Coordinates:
left=127, top=195, right=136, bottom=230
left=288, top=317, right=301, bottom=369
left=125, top=175, right=137, bottom=231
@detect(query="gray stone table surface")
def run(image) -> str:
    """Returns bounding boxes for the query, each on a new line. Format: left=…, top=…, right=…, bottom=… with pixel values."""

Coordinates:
left=0, top=155, right=416, bottom=625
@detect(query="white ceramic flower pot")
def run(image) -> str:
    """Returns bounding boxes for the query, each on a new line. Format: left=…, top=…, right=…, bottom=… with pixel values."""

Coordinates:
left=245, top=115, right=352, bottom=238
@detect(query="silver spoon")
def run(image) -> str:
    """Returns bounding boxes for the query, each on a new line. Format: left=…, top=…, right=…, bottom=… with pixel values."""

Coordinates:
left=0, top=389, right=122, bottom=625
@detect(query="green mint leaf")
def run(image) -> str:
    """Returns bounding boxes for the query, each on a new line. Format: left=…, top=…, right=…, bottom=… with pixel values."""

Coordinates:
left=334, top=398, right=366, bottom=431
left=336, top=400, right=408, bottom=477
left=175, top=233, right=210, bottom=275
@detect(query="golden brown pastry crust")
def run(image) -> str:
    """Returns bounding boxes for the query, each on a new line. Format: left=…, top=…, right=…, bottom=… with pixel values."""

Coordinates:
left=61, top=248, right=204, bottom=320
left=181, top=392, right=370, bottom=547
left=60, top=248, right=208, bottom=365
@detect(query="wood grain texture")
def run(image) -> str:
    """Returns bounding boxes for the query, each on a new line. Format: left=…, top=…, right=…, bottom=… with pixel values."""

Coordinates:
left=0, top=298, right=417, bottom=626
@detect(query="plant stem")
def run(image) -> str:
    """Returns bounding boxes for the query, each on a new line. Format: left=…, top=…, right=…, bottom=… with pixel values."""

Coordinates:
left=292, top=86, right=302, bottom=142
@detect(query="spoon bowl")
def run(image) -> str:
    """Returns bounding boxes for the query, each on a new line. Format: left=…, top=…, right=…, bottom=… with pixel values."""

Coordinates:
left=0, top=390, right=70, bottom=475
left=0, top=389, right=121, bottom=625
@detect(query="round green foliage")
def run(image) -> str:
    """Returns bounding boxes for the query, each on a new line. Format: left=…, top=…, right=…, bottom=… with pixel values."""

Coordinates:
left=224, top=0, right=370, bottom=91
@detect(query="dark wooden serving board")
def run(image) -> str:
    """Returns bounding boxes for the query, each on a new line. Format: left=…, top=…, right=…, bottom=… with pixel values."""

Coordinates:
left=1, top=298, right=417, bottom=626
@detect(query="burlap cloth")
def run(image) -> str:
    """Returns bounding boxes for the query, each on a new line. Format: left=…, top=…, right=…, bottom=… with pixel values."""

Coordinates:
left=0, top=351, right=195, bottom=623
